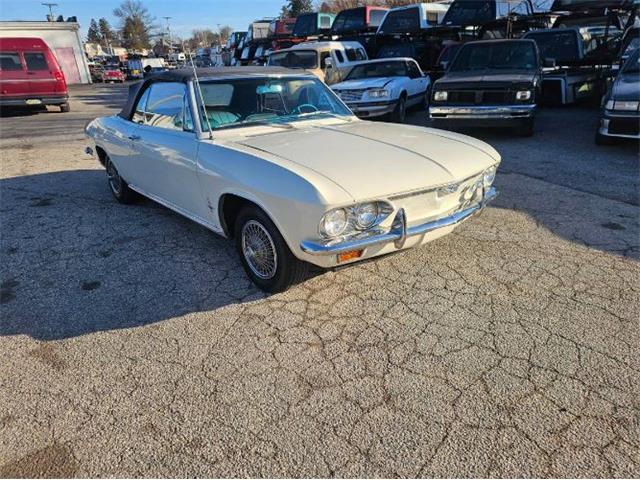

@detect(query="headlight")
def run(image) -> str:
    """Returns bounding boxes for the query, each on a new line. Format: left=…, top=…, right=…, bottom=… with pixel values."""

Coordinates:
left=320, top=209, right=348, bottom=238
left=368, top=89, right=389, bottom=98
left=604, top=99, right=614, bottom=110
left=615, top=100, right=639, bottom=111
left=483, top=165, right=497, bottom=188
left=434, top=91, right=448, bottom=101
left=516, top=90, right=532, bottom=101
left=319, top=202, right=393, bottom=238
left=355, top=203, right=378, bottom=229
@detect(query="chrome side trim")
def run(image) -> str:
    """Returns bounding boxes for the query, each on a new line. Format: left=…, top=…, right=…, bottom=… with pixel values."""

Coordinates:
left=127, top=184, right=225, bottom=236
left=300, top=187, right=498, bottom=255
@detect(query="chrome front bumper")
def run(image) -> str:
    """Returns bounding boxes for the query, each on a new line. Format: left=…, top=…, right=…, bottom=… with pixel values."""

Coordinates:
left=430, top=104, right=535, bottom=119
left=346, top=100, right=396, bottom=118
left=300, top=187, right=498, bottom=255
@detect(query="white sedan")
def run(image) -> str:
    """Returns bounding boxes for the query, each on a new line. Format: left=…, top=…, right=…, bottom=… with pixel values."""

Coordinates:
left=85, top=67, right=499, bottom=292
left=331, top=58, right=431, bottom=123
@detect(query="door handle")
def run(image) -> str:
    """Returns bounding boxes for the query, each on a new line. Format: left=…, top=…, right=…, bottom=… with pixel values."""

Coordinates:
left=128, top=135, right=141, bottom=141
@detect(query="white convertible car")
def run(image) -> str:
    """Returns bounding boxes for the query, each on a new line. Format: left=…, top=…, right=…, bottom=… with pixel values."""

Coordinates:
left=85, top=67, right=500, bottom=292
left=331, top=58, right=431, bottom=122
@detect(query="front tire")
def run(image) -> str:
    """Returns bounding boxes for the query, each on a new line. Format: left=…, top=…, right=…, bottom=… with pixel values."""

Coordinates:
left=515, top=118, right=534, bottom=137
left=59, top=102, right=70, bottom=113
left=595, top=130, right=615, bottom=146
left=390, top=95, right=407, bottom=123
left=105, top=156, right=139, bottom=204
left=235, top=206, right=309, bottom=293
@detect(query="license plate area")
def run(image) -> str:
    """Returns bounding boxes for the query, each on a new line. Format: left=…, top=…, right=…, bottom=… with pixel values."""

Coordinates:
left=25, top=99, right=42, bottom=105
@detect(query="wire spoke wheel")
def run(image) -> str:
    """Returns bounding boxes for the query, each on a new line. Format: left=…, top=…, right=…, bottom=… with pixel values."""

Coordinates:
left=106, top=161, right=123, bottom=196
left=241, top=220, right=278, bottom=280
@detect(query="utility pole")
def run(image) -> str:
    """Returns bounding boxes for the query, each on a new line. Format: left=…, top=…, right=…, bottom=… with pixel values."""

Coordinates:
left=42, top=3, right=58, bottom=22
left=163, top=16, right=172, bottom=51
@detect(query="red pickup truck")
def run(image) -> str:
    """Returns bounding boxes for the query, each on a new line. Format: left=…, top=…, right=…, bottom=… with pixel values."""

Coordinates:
left=0, top=37, right=70, bottom=112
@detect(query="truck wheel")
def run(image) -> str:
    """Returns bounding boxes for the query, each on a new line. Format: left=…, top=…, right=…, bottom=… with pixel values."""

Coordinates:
left=105, top=156, right=139, bottom=204
left=595, top=131, right=615, bottom=146
left=60, top=103, right=70, bottom=113
left=235, top=205, right=309, bottom=293
left=515, top=118, right=534, bottom=137
left=391, top=95, right=407, bottom=123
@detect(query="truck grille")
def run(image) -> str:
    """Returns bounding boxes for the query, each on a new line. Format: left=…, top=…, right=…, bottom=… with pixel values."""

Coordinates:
left=609, top=117, right=640, bottom=136
left=446, top=90, right=515, bottom=105
left=335, top=89, right=366, bottom=102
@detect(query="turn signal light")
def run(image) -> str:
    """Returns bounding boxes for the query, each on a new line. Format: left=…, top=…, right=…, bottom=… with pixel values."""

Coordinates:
left=337, top=250, right=363, bottom=263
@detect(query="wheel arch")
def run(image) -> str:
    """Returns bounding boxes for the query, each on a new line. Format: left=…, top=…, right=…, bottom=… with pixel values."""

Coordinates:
left=218, top=192, right=285, bottom=243
left=94, top=145, right=107, bottom=167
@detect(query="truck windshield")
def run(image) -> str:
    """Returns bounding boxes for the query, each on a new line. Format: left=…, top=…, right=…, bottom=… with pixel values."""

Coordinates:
left=443, top=0, right=531, bottom=26
left=622, top=48, right=640, bottom=73
left=450, top=41, right=538, bottom=71
left=268, top=50, right=318, bottom=69
left=198, top=77, right=352, bottom=131
left=525, top=30, right=579, bottom=63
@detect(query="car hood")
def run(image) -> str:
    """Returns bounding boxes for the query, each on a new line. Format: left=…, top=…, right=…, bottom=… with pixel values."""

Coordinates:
left=436, top=70, right=537, bottom=89
left=233, top=121, right=499, bottom=201
left=612, top=73, right=640, bottom=102
left=332, top=77, right=400, bottom=90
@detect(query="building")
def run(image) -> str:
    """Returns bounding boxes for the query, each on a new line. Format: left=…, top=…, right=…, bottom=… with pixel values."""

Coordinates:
left=0, top=21, right=91, bottom=84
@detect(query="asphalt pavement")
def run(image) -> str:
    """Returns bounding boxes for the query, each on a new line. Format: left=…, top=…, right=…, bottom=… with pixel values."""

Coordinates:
left=0, top=82, right=638, bottom=477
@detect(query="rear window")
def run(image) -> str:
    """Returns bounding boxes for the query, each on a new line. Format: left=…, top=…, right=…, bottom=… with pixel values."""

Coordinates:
left=331, top=9, right=365, bottom=33
left=344, top=48, right=366, bottom=62
left=294, top=14, right=317, bottom=37
left=370, top=10, right=387, bottom=28
left=378, top=7, right=421, bottom=34
left=24, top=52, right=49, bottom=71
left=0, top=52, right=22, bottom=70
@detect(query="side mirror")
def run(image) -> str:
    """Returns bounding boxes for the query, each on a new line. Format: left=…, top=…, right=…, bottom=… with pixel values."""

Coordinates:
left=324, top=57, right=333, bottom=70
left=440, top=60, right=450, bottom=71
left=543, top=58, right=556, bottom=68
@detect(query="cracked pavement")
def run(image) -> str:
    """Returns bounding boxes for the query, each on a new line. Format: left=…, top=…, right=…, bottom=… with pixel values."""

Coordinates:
left=1, top=83, right=639, bottom=477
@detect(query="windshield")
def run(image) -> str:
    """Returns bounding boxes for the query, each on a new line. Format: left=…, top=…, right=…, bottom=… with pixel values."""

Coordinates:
left=268, top=50, right=318, bottom=69
left=622, top=48, right=640, bottom=73
left=346, top=61, right=408, bottom=80
left=623, top=37, right=640, bottom=56
left=450, top=41, right=538, bottom=71
left=197, top=77, right=352, bottom=131
left=443, top=0, right=530, bottom=25
left=526, top=31, right=579, bottom=62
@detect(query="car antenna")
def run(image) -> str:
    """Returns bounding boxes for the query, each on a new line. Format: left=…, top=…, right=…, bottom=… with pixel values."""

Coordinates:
left=189, top=53, right=214, bottom=140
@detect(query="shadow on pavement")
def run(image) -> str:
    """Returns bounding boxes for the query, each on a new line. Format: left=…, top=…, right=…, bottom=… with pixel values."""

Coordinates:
left=1, top=166, right=637, bottom=340
left=0, top=105, right=48, bottom=118
left=0, top=170, right=265, bottom=341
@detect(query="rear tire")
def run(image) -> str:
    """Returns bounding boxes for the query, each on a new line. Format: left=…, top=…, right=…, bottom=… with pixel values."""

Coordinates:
left=105, top=155, right=139, bottom=204
left=234, top=205, right=309, bottom=293
left=60, top=102, right=70, bottom=113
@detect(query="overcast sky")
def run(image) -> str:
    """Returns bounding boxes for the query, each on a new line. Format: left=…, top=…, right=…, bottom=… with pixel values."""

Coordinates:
left=0, top=0, right=286, bottom=39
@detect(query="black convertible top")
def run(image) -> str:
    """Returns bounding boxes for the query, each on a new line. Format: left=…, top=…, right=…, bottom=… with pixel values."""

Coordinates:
left=118, top=66, right=312, bottom=119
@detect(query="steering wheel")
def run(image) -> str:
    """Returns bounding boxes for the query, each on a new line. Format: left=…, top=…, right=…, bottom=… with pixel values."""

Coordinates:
left=291, top=103, right=319, bottom=115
